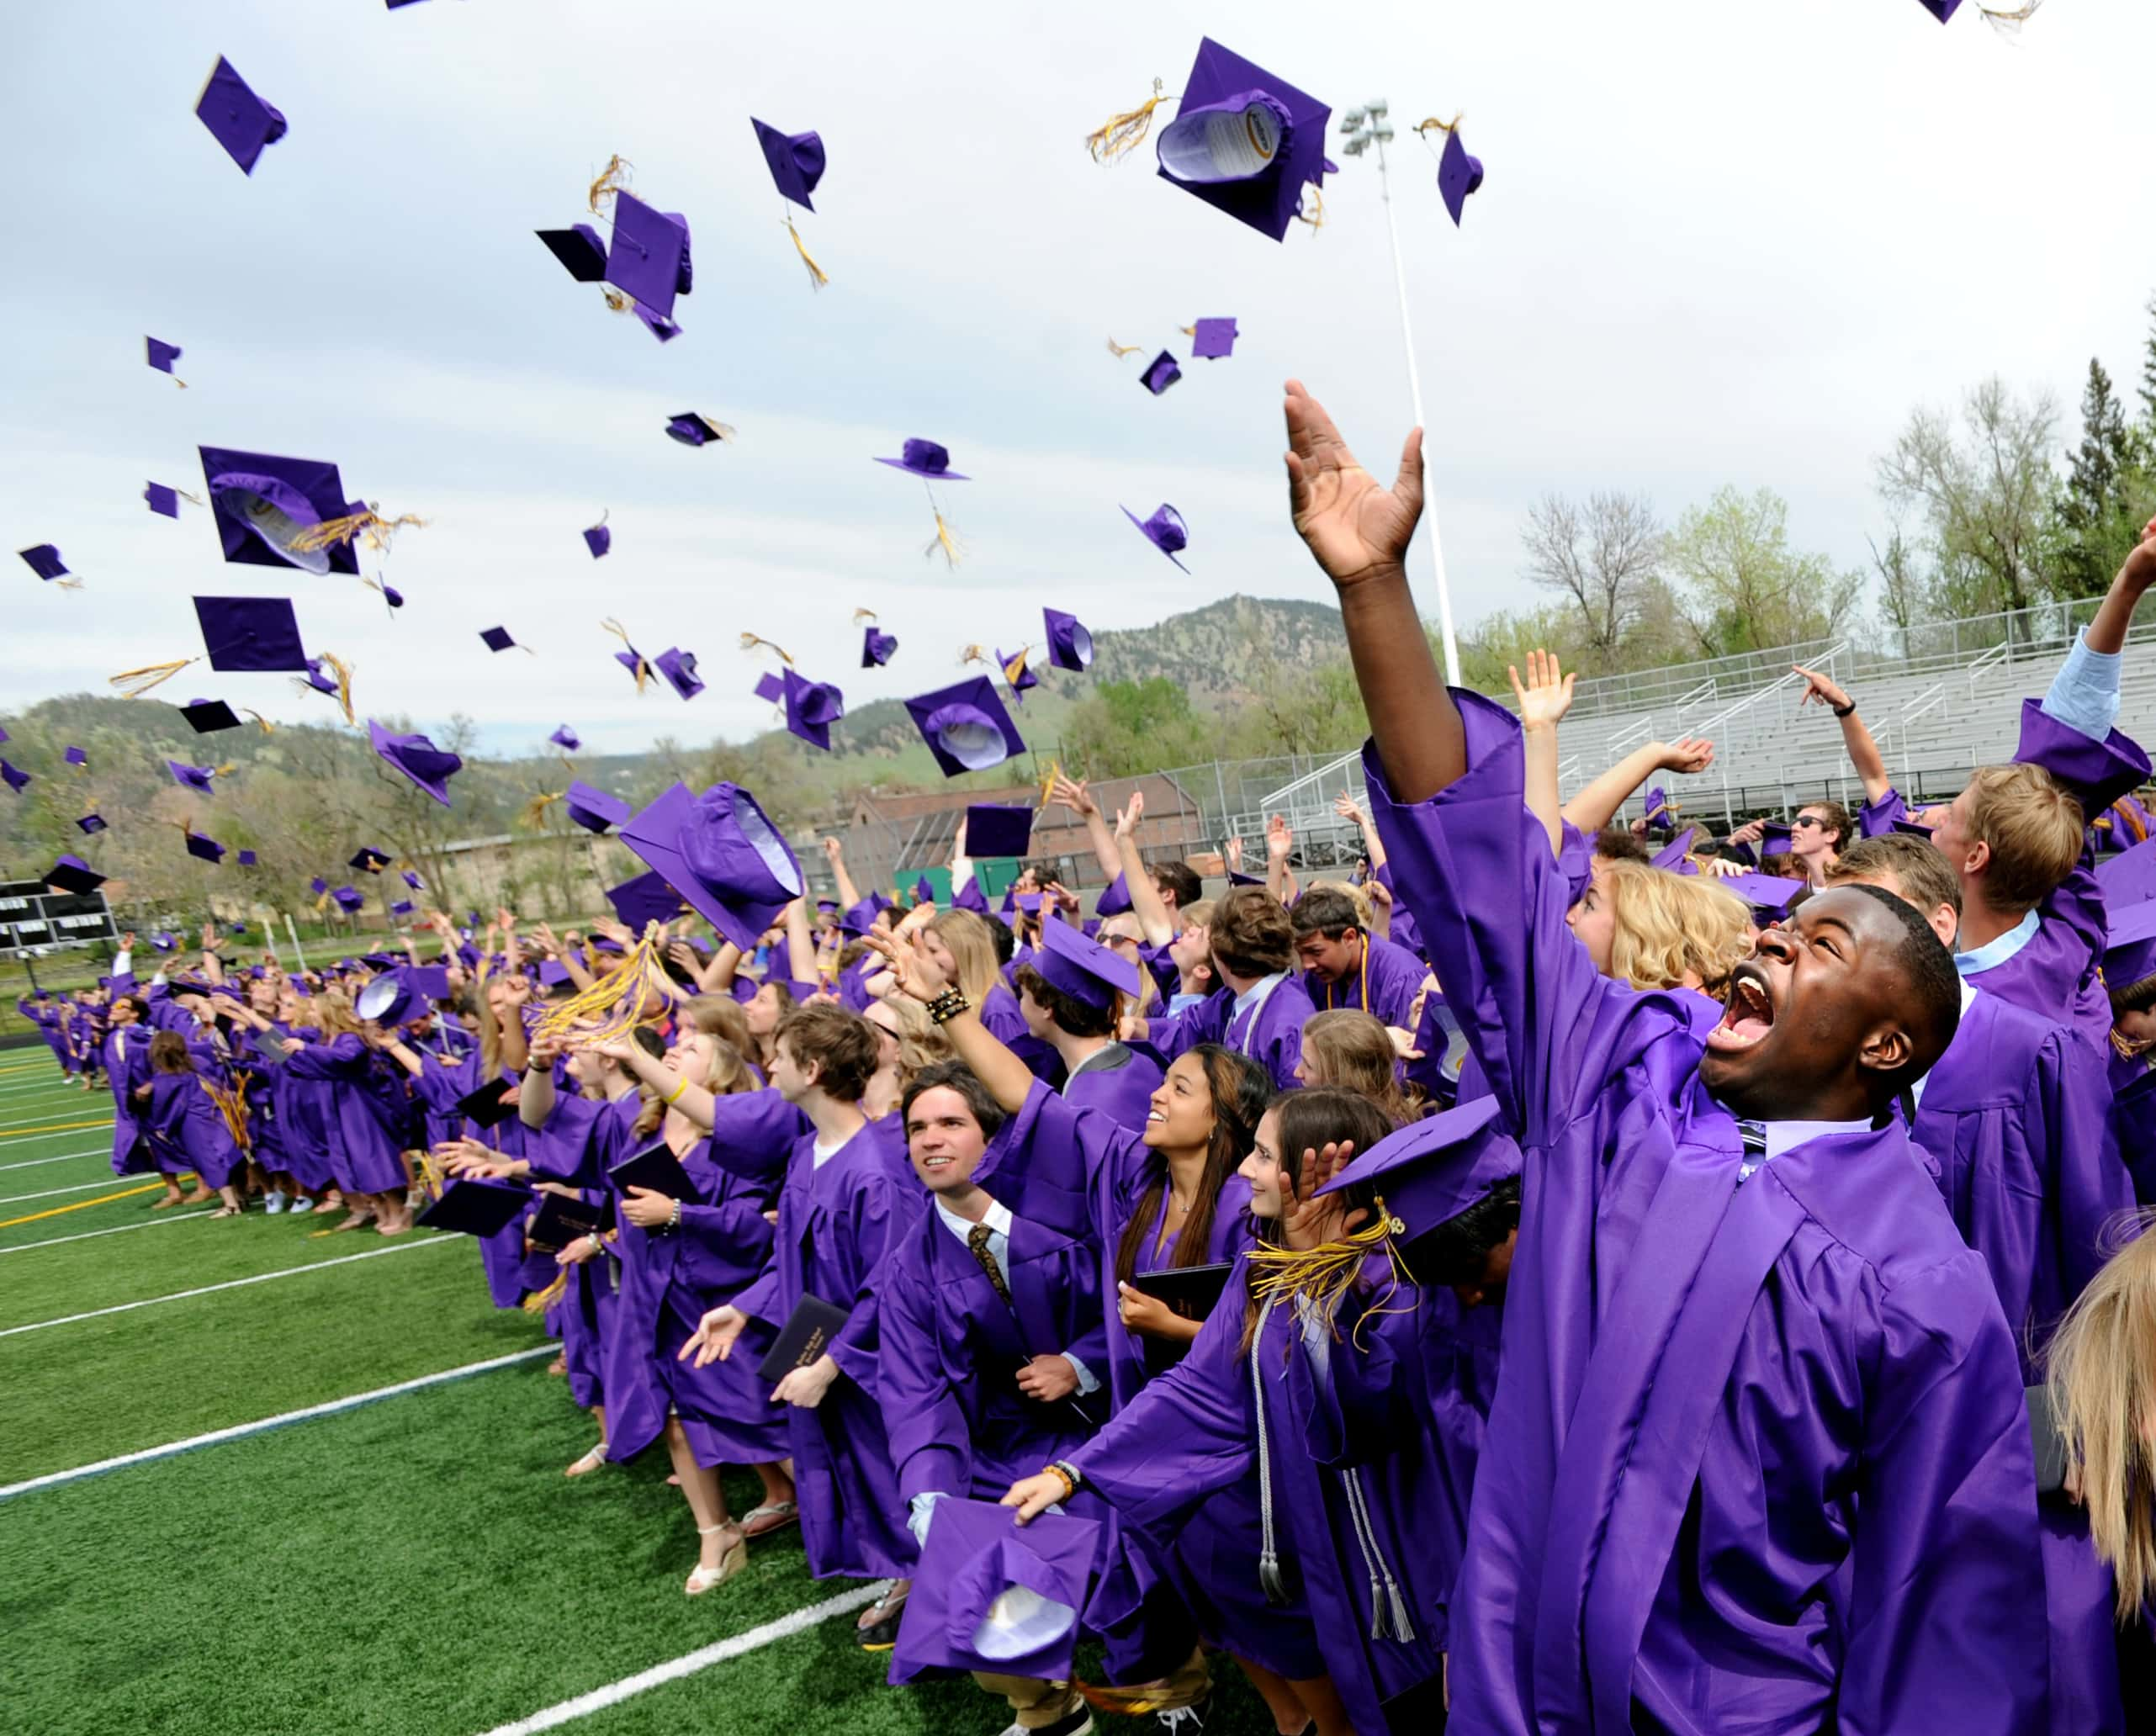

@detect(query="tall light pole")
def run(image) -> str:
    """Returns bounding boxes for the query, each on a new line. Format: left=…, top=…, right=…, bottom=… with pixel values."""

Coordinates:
left=1338, top=99, right=1460, bottom=686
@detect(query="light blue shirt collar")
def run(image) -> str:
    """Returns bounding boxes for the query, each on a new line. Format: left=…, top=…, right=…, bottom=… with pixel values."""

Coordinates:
left=1954, top=908, right=2040, bottom=978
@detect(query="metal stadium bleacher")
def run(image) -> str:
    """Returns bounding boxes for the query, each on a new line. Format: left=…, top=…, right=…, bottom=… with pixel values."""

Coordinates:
left=1222, top=595, right=2156, bottom=865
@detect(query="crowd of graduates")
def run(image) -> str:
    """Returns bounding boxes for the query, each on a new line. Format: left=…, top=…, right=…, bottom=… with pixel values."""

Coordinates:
left=18, top=389, right=2156, bottom=1736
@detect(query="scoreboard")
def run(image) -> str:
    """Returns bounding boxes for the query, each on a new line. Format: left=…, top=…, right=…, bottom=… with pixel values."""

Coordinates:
left=0, top=877, right=118, bottom=953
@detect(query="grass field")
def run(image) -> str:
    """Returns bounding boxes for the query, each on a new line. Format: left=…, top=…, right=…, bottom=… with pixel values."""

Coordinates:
left=0, top=1055, right=1279, bottom=1736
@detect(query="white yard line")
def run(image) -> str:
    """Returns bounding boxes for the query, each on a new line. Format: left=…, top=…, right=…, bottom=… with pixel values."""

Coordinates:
left=0, top=1345, right=555, bottom=1500
left=0, top=1209, right=218, bottom=1256
left=0, top=1176, right=136, bottom=1206
left=0, top=1236, right=453, bottom=1338
left=472, top=1586, right=886, bottom=1735
left=0, top=1106, right=112, bottom=1131
left=0, top=1146, right=109, bottom=1172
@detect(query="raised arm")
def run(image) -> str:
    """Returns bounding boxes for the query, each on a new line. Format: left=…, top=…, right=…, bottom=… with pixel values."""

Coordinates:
left=596, top=1035, right=717, bottom=1130
left=1265, top=814, right=1294, bottom=902
left=783, top=897, right=818, bottom=987
left=865, top=929, right=1034, bottom=1113
left=1114, top=792, right=1174, bottom=949
left=1284, top=379, right=1460, bottom=801
left=1333, top=792, right=1386, bottom=871
left=1049, top=774, right=1123, bottom=886
left=517, top=1030, right=561, bottom=1129
left=1508, top=650, right=1576, bottom=856
left=1793, top=665, right=1892, bottom=804
left=2084, top=519, right=2156, bottom=657
left=1560, top=738, right=1715, bottom=838
left=822, top=836, right=862, bottom=914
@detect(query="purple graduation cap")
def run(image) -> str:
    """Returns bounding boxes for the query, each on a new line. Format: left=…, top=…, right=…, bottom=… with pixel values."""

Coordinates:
left=178, top=697, right=240, bottom=736
left=605, top=193, right=692, bottom=322
left=2101, top=898, right=2156, bottom=995
left=665, top=413, right=731, bottom=447
left=1720, top=871, right=1803, bottom=926
left=536, top=223, right=608, bottom=283
left=999, top=648, right=1040, bottom=703
left=77, top=813, right=107, bottom=834
left=368, top=720, right=464, bottom=807
left=889, top=1499, right=1102, bottom=1685
left=167, top=760, right=218, bottom=796
left=310, top=876, right=329, bottom=895
left=236, top=849, right=257, bottom=867
left=45, top=855, right=105, bottom=895
left=782, top=667, right=845, bottom=751
left=389, top=898, right=416, bottom=918
left=402, top=868, right=426, bottom=890
left=194, top=595, right=309, bottom=671
left=861, top=625, right=898, bottom=668
left=1044, top=608, right=1093, bottom=672
left=19, top=544, right=68, bottom=582
left=604, top=868, right=683, bottom=930
left=331, top=885, right=366, bottom=913
left=1759, top=819, right=1793, bottom=858
left=63, top=746, right=87, bottom=767
left=377, top=582, right=404, bottom=610
left=301, top=658, right=342, bottom=696
left=1316, top=1093, right=1513, bottom=1242
left=903, top=677, right=1026, bottom=777
left=964, top=803, right=1034, bottom=860
left=655, top=647, right=704, bottom=701
left=146, top=336, right=183, bottom=376
left=1138, top=351, right=1181, bottom=395
left=751, top=119, right=827, bottom=210
left=564, top=780, right=630, bottom=834
left=479, top=626, right=516, bottom=653
left=582, top=515, right=611, bottom=559
left=1121, top=503, right=1190, bottom=572
left=1034, top=913, right=1142, bottom=1008
left=1640, top=787, right=1675, bottom=833
left=875, top=438, right=970, bottom=482
left=536, top=957, right=571, bottom=987
left=1153, top=38, right=1331, bottom=243
left=195, top=56, right=288, bottom=176
left=549, top=724, right=581, bottom=752
left=184, top=828, right=227, bottom=865
left=752, top=671, right=785, bottom=706
left=198, top=446, right=359, bottom=575
left=1436, top=127, right=1485, bottom=227
left=618, top=781, right=805, bottom=952
left=146, top=483, right=181, bottom=519
left=1650, top=827, right=1699, bottom=873
left=2096, top=836, right=2156, bottom=908
left=1918, top=0, right=1965, bottom=19
left=152, top=930, right=178, bottom=950
left=1189, top=317, right=1238, bottom=359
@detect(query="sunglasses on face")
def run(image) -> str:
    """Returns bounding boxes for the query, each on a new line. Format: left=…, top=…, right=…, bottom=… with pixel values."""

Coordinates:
left=1792, top=815, right=1826, bottom=830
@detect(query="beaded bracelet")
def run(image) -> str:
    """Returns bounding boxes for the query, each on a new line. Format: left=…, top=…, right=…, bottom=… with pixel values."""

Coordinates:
left=667, top=1198, right=682, bottom=1231
left=927, top=988, right=972, bottom=1026
left=1045, top=1460, right=1082, bottom=1500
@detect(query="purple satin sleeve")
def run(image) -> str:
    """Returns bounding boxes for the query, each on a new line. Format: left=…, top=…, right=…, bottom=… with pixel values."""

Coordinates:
left=973, top=1076, right=1142, bottom=1246
left=701, top=1088, right=811, bottom=1182
left=877, top=1236, right=973, bottom=1502
left=1555, top=820, right=1595, bottom=908
left=824, top=1169, right=903, bottom=1391
left=1858, top=787, right=1907, bottom=839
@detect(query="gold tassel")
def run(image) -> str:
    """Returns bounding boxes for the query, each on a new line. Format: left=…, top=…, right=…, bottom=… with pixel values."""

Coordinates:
left=958, top=643, right=988, bottom=667
left=532, top=923, right=686, bottom=1049
left=1245, top=1195, right=1413, bottom=1349
left=784, top=214, right=829, bottom=290
left=587, top=152, right=632, bottom=213
left=286, top=508, right=429, bottom=558
left=1002, top=647, right=1033, bottom=689
left=211, top=761, right=236, bottom=780
left=924, top=510, right=962, bottom=569
left=1105, top=338, right=1142, bottom=359
left=601, top=619, right=649, bottom=693
left=522, top=1270, right=569, bottom=1314
left=739, top=632, right=795, bottom=665
left=519, top=791, right=565, bottom=830
left=1177, top=326, right=1196, bottom=337
left=109, top=658, right=198, bottom=698
left=1085, top=79, right=1168, bottom=163
left=200, top=1075, right=252, bottom=1152
left=294, top=652, right=358, bottom=726
left=53, top=576, right=83, bottom=591
left=1412, top=114, right=1464, bottom=138
left=851, top=606, right=878, bottom=625
left=1975, top=1, right=2042, bottom=26
left=1036, top=760, right=1063, bottom=808
left=1295, top=184, right=1325, bottom=232
left=243, top=710, right=274, bottom=735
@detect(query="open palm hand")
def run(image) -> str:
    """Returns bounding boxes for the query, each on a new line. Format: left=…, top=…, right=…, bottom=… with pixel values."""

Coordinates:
left=1285, top=380, right=1425, bottom=588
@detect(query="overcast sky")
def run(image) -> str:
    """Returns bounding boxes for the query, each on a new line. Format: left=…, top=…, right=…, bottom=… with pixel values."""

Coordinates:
left=4, top=0, right=2152, bottom=757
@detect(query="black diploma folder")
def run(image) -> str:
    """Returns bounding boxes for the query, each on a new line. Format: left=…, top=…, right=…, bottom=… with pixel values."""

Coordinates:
left=756, top=1294, right=850, bottom=1384
left=1131, top=1260, right=1234, bottom=1323
left=607, top=1139, right=697, bottom=1202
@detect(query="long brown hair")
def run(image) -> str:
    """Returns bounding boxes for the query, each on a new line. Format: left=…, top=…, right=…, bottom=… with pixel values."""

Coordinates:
left=1113, top=1044, right=1271, bottom=1288
left=1300, top=1009, right=1414, bottom=1124
left=2045, top=1213, right=2156, bottom=1619
left=148, top=1030, right=193, bottom=1075
left=1239, top=1088, right=1397, bottom=1356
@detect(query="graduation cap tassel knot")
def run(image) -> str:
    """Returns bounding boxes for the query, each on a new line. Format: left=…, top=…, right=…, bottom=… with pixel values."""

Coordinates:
left=109, top=659, right=199, bottom=699
left=1085, top=79, right=1169, bottom=163
left=784, top=214, right=829, bottom=290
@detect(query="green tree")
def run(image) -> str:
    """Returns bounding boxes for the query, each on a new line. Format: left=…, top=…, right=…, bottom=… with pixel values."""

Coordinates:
left=2054, top=357, right=2153, bottom=598
left=1062, top=678, right=1212, bottom=778
left=1458, top=603, right=1583, bottom=693
left=1665, top=485, right=1863, bottom=657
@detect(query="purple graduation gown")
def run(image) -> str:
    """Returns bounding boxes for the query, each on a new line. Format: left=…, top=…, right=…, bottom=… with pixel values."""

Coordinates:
left=729, top=1123, right=915, bottom=1582
left=1071, top=1256, right=1441, bottom=1728
left=601, top=1133, right=787, bottom=1468
left=1148, top=977, right=1313, bottom=1094
left=1062, top=1042, right=1163, bottom=1132
left=281, top=1034, right=409, bottom=1196
left=1366, top=694, right=2047, bottom=1736
left=527, top=1092, right=638, bottom=1412
left=103, top=1025, right=156, bottom=1175
left=405, top=1051, right=527, bottom=1306
left=1303, top=932, right=1425, bottom=1027
left=977, top=1082, right=1317, bottom=1678
left=145, top=1070, right=246, bottom=1188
